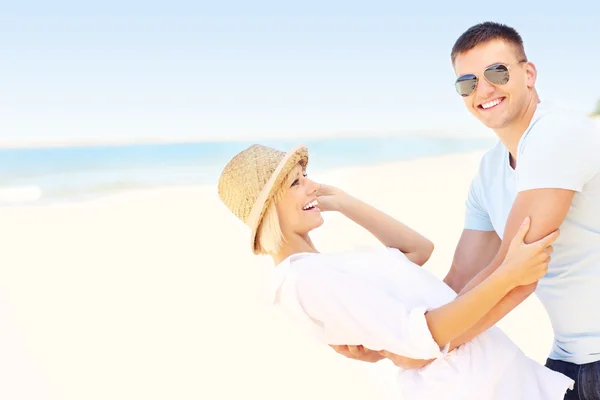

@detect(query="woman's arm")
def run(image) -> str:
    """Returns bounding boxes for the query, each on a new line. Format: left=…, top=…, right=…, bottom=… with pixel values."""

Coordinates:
left=334, top=190, right=434, bottom=266
left=425, top=265, right=513, bottom=347
left=420, top=217, right=556, bottom=348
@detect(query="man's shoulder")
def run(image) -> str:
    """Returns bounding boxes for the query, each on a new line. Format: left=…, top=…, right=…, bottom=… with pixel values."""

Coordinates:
left=528, top=102, right=598, bottom=136
left=519, top=102, right=600, bottom=156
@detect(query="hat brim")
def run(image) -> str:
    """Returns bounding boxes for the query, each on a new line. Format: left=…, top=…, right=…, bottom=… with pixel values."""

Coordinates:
left=247, top=145, right=308, bottom=254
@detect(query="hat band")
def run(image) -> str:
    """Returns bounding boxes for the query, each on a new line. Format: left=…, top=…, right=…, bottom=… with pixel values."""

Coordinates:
left=245, top=146, right=302, bottom=230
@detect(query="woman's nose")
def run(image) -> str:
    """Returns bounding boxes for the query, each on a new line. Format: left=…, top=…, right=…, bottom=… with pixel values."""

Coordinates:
left=306, top=179, right=319, bottom=194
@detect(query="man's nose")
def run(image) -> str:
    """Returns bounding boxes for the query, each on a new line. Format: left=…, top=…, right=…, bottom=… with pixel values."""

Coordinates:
left=476, top=76, right=496, bottom=97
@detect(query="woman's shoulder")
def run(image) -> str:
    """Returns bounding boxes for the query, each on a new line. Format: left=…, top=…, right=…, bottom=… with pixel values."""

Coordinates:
left=273, top=246, right=409, bottom=281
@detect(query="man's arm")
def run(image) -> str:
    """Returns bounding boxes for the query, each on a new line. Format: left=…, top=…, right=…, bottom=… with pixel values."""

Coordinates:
left=449, top=114, right=600, bottom=350
left=446, top=188, right=573, bottom=351
left=443, top=229, right=501, bottom=294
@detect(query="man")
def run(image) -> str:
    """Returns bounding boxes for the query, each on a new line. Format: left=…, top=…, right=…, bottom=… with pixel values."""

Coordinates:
left=334, top=22, right=600, bottom=398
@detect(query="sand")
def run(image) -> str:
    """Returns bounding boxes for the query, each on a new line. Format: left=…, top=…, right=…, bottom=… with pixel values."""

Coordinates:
left=0, top=150, right=555, bottom=400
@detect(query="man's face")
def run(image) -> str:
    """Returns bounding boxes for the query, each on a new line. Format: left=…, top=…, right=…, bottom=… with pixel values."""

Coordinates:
left=453, top=39, right=536, bottom=131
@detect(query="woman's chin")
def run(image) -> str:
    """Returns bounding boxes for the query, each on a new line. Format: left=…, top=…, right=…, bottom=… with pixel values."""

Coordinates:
left=313, top=213, right=325, bottom=229
left=303, top=214, right=325, bottom=233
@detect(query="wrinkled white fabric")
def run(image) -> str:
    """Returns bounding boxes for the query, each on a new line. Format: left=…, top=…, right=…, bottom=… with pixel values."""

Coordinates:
left=270, top=246, right=574, bottom=399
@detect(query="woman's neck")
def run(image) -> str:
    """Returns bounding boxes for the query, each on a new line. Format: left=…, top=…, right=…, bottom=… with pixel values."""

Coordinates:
left=272, top=233, right=318, bottom=265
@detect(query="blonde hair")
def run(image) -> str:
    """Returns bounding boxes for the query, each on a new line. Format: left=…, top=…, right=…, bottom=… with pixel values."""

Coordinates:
left=255, top=170, right=294, bottom=255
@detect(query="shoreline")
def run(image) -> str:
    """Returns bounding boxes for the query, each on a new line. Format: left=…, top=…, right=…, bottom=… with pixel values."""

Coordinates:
left=0, top=129, right=493, bottom=150
left=0, top=149, right=491, bottom=208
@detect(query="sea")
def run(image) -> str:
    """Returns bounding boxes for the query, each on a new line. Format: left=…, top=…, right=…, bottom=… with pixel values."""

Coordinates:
left=0, top=136, right=496, bottom=205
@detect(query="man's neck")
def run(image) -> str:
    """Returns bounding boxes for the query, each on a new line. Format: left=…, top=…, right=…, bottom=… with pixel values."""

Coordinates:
left=494, top=93, right=540, bottom=168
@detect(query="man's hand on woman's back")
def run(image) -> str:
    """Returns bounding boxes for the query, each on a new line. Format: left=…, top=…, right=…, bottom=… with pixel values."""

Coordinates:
left=329, top=344, right=434, bottom=369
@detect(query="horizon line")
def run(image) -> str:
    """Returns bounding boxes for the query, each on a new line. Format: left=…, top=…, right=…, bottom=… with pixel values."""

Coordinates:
left=0, top=129, right=495, bottom=150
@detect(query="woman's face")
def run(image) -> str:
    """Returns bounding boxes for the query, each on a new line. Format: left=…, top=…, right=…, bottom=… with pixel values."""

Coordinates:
left=276, top=164, right=324, bottom=237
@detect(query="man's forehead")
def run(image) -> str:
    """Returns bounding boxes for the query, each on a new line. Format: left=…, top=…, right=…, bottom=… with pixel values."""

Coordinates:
left=454, top=40, right=518, bottom=74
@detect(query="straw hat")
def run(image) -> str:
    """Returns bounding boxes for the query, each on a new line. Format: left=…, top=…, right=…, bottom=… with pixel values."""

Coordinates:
left=218, top=144, right=309, bottom=254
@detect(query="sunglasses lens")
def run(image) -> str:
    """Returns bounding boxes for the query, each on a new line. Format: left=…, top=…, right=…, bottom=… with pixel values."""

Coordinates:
left=455, top=74, right=477, bottom=97
left=484, top=64, right=510, bottom=85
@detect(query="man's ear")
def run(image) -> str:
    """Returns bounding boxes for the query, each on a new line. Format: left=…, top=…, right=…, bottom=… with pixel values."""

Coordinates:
left=524, top=61, right=537, bottom=89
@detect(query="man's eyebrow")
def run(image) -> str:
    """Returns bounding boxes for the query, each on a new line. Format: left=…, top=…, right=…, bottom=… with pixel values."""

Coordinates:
left=486, top=61, right=510, bottom=67
left=458, top=61, right=510, bottom=76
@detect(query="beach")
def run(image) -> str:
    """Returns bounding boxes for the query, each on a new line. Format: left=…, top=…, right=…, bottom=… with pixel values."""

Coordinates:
left=0, top=150, right=555, bottom=400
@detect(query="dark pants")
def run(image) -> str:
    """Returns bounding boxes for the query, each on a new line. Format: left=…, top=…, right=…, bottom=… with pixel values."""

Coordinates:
left=546, top=358, right=600, bottom=400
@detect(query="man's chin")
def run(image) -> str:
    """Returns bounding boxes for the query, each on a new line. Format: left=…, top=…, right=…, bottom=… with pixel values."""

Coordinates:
left=476, top=114, right=510, bottom=131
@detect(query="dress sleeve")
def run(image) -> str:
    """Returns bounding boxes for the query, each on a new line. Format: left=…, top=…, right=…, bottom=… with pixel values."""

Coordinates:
left=291, top=267, right=448, bottom=360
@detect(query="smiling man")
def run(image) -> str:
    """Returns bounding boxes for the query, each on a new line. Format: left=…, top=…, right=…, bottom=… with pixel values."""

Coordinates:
left=441, top=22, right=600, bottom=399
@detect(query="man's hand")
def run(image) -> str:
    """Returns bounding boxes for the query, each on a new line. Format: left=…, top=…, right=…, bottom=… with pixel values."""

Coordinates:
left=379, top=351, right=434, bottom=369
left=329, top=345, right=385, bottom=363
left=329, top=345, right=435, bottom=369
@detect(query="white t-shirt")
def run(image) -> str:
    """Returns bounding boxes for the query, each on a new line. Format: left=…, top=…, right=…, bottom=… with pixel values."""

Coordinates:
left=269, top=247, right=573, bottom=400
left=465, top=101, right=600, bottom=364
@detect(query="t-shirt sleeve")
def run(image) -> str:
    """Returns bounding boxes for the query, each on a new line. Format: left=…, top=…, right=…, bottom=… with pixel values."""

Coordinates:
left=464, top=174, right=494, bottom=231
left=516, top=114, right=600, bottom=193
left=291, top=267, right=448, bottom=360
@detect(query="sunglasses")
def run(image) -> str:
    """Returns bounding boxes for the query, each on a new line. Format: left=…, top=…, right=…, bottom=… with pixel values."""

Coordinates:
left=455, top=60, right=527, bottom=97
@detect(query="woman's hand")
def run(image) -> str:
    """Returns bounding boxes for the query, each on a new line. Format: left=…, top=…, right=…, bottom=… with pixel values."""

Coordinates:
left=316, top=183, right=347, bottom=212
left=497, top=216, right=559, bottom=287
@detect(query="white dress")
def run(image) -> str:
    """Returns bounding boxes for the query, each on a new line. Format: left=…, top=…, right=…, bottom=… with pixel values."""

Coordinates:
left=269, top=247, right=575, bottom=400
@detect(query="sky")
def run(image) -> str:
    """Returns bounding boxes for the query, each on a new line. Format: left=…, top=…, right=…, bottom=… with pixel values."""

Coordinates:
left=1, top=0, right=599, bottom=146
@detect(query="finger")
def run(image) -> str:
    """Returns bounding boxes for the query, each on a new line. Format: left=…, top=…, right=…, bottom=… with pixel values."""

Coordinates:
left=347, top=345, right=362, bottom=356
left=535, top=229, right=560, bottom=249
left=331, top=345, right=353, bottom=356
left=513, top=216, right=531, bottom=244
left=544, top=245, right=554, bottom=256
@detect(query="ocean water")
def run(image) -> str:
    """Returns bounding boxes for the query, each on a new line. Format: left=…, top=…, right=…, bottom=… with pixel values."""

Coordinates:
left=0, top=136, right=495, bottom=205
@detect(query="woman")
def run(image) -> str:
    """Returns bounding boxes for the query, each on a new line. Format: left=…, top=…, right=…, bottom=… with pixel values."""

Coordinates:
left=217, top=144, right=574, bottom=399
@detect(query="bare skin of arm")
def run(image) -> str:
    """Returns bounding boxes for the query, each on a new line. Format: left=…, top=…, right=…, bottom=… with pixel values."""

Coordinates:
left=443, top=230, right=501, bottom=294
left=318, top=184, right=435, bottom=266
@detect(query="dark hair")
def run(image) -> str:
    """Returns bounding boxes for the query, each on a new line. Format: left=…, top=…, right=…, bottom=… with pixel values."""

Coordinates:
left=451, top=22, right=527, bottom=64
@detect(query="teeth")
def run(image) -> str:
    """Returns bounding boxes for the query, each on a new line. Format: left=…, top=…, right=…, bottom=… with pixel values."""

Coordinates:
left=481, top=98, right=502, bottom=109
left=303, top=200, right=318, bottom=210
